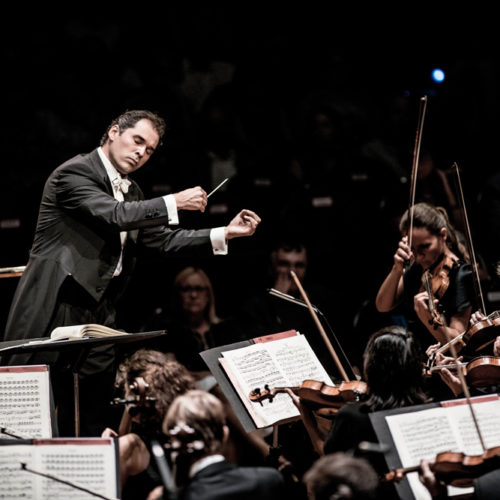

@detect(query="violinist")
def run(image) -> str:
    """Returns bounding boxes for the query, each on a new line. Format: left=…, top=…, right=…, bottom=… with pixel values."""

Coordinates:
left=108, top=348, right=289, bottom=499
left=103, top=349, right=197, bottom=500
left=375, top=202, right=476, bottom=349
left=288, top=325, right=430, bottom=500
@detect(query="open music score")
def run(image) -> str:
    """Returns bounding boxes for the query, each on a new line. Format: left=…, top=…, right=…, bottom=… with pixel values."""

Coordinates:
left=0, top=365, right=54, bottom=439
left=371, top=394, right=500, bottom=500
left=218, top=331, right=334, bottom=428
left=0, top=437, right=119, bottom=499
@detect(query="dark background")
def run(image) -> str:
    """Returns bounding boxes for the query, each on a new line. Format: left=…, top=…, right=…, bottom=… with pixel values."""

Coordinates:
left=2, top=9, right=500, bottom=339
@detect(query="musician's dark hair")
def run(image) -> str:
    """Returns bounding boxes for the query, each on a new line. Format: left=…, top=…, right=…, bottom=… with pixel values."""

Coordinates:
left=303, top=452, right=379, bottom=500
left=399, top=202, right=469, bottom=263
left=270, top=238, right=307, bottom=270
left=273, top=239, right=306, bottom=254
left=100, top=109, right=167, bottom=146
left=362, top=325, right=430, bottom=412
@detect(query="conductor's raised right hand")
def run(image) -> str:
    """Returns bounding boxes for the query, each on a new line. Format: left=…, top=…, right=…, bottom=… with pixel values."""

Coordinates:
left=173, top=186, right=208, bottom=212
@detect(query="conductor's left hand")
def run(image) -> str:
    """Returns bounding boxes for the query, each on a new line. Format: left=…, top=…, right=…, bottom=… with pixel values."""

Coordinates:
left=224, top=209, right=261, bottom=240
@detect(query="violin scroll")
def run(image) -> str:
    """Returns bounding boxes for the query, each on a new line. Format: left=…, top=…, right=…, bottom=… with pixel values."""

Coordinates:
left=111, top=376, right=157, bottom=408
left=420, top=254, right=458, bottom=330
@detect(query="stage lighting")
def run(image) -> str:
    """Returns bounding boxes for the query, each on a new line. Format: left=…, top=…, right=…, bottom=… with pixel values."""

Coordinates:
left=431, top=68, right=445, bottom=83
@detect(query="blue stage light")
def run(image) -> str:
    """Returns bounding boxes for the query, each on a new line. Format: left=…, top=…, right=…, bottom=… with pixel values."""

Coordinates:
left=431, top=68, right=445, bottom=83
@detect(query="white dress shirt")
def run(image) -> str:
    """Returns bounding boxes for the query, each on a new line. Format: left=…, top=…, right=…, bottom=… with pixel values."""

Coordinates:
left=189, top=454, right=225, bottom=478
left=97, top=147, right=228, bottom=277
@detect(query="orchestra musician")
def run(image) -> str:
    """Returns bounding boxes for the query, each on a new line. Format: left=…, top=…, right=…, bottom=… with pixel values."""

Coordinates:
left=161, top=389, right=285, bottom=500
left=287, top=325, right=431, bottom=500
left=375, top=202, right=476, bottom=350
left=108, top=348, right=288, bottom=500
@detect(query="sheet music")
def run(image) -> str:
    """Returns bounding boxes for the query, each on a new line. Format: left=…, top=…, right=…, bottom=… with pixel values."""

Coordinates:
left=0, top=444, right=35, bottom=498
left=0, top=438, right=118, bottom=499
left=386, top=397, right=500, bottom=499
left=0, top=365, right=52, bottom=439
left=221, top=334, right=333, bottom=427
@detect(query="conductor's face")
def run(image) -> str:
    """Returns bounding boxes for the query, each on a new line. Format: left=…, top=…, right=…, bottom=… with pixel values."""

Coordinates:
left=105, top=119, right=160, bottom=176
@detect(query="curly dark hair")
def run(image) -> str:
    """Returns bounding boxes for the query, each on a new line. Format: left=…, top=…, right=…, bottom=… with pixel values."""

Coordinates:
left=116, top=349, right=195, bottom=439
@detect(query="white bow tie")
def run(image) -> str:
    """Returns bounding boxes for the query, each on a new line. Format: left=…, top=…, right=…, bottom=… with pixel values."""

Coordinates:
left=112, top=177, right=131, bottom=194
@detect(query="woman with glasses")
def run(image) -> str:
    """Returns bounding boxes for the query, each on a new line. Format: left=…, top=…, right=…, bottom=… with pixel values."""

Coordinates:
left=142, top=266, right=231, bottom=375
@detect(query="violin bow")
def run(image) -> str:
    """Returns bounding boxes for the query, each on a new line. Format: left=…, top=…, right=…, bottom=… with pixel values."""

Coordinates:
left=407, top=95, right=428, bottom=256
left=452, top=162, right=487, bottom=316
left=426, top=164, right=487, bottom=364
left=441, top=319, right=487, bottom=453
left=433, top=176, right=488, bottom=453
left=290, top=271, right=350, bottom=382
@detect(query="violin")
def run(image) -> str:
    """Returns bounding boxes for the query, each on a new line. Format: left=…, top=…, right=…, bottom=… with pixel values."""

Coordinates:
left=462, top=312, right=500, bottom=353
left=384, top=446, right=500, bottom=488
left=110, top=377, right=156, bottom=435
left=428, top=355, right=500, bottom=387
left=428, top=311, right=500, bottom=365
left=249, top=379, right=368, bottom=411
left=420, top=253, right=458, bottom=329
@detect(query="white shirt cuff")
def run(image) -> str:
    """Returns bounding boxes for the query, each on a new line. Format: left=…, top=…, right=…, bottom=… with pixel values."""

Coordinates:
left=210, top=227, right=228, bottom=255
left=163, top=194, right=179, bottom=225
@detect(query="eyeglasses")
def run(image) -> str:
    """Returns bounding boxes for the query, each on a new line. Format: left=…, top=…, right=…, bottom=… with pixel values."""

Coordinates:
left=179, top=286, right=208, bottom=294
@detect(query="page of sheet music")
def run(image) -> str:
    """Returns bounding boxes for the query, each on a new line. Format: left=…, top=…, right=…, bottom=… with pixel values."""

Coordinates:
left=221, top=334, right=333, bottom=427
left=0, top=365, right=52, bottom=439
left=0, top=444, right=36, bottom=498
left=386, top=398, right=500, bottom=499
left=0, top=438, right=118, bottom=499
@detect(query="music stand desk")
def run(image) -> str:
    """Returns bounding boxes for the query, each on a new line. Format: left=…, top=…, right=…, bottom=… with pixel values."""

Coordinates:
left=0, top=330, right=167, bottom=436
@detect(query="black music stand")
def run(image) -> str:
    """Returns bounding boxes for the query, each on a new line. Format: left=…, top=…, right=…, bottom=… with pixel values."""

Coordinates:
left=0, top=330, right=166, bottom=437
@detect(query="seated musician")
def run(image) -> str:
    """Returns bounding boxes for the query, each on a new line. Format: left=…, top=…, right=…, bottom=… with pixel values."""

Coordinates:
left=105, top=349, right=288, bottom=499
left=161, top=389, right=285, bottom=500
left=102, top=349, right=197, bottom=499
left=288, top=325, right=431, bottom=499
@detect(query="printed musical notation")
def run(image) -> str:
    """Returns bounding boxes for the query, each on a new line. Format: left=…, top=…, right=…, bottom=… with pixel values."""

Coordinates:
left=0, top=365, right=52, bottom=439
left=0, top=438, right=118, bottom=499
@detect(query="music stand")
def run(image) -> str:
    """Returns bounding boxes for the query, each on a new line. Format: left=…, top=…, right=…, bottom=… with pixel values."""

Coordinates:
left=0, top=330, right=166, bottom=437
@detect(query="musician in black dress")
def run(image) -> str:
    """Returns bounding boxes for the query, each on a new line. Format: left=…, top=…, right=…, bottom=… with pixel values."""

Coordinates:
left=375, top=202, right=476, bottom=351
